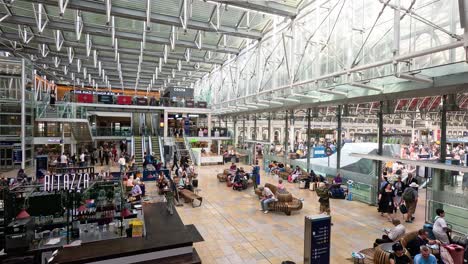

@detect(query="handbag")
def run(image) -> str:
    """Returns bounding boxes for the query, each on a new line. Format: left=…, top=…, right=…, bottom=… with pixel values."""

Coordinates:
left=399, top=204, right=408, bottom=214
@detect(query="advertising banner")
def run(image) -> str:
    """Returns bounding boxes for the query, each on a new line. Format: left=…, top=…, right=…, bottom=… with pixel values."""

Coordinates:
left=76, top=93, right=94, bottom=103
left=98, top=94, right=114, bottom=104
left=166, top=87, right=194, bottom=98
left=312, top=146, right=326, bottom=158
left=117, top=95, right=132, bottom=105
left=135, top=97, right=148, bottom=105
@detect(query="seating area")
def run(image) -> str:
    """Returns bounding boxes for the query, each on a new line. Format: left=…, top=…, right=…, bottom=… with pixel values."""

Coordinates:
left=254, top=183, right=303, bottom=215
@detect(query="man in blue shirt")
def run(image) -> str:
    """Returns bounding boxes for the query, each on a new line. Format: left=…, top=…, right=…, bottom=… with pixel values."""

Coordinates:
left=414, top=245, right=437, bottom=264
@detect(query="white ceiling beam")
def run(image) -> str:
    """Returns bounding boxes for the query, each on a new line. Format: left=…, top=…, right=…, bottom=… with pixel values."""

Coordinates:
left=32, top=3, right=49, bottom=34
left=274, top=97, right=300, bottom=103
left=397, top=73, right=433, bottom=84
left=291, top=93, right=319, bottom=99
left=105, top=0, right=111, bottom=25
left=350, top=82, right=384, bottom=92
left=318, top=89, right=347, bottom=96
left=146, top=0, right=151, bottom=30
left=75, top=10, right=83, bottom=41
left=58, top=0, right=69, bottom=17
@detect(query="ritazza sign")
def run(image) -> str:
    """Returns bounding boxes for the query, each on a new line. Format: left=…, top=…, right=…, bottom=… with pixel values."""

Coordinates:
left=166, top=87, right=194, bottom=98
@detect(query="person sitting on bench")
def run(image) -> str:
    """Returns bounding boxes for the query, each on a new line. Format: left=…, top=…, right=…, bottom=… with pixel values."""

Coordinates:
left=373, top=219, right=406, bottom=247
left=130, top=178, right=143, bottom=201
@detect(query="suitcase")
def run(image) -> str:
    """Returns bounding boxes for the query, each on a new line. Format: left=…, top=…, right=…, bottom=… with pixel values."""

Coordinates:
left=443, top=244, right=464, bottom=264
left=299, top=180, right=306, bottom=189
left=309, top=182, right=316, bottom=191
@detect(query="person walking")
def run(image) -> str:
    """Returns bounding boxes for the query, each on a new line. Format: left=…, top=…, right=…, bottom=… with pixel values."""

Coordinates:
left=402, top=182, right=419, bottom=223
left=378, top=182, right=395, bottom=222
left=171, top=151, right=179, bottom=172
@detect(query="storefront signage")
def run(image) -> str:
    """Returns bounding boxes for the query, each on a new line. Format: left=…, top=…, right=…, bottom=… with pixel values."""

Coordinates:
left=72, top=90, right=121, bottom=96
left=304, top=215, right=331, bottom=264
left=197, top=101, right=207, bottom=108
left=98, top=94, right=114, bottom=104
left=47, top=138, right=63, bottom=143
left=43, top=173, right=90, bottom=192
left=165, top=87, right=194, bottom=98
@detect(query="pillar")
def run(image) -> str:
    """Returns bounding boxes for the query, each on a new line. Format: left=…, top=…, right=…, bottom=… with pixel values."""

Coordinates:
left=20, top=59, right=26, bottom=169
left=289, top=111, right=295, bottom=152
left=242, top=117, right=246, bottom=146
left=284, top=111, right=289, bottom=161
left=163, top=110, right=168, bottom=138
left=376, top=101, right=384, bottom=202
left=253, top=114, right=257, bottom=141
left=433, top=95, right=447, bottom=193
left=207, top=113, right=212, bottom=138
left=267, top=112, right=272, bottom=143
left=233, top=117, right=238, bottom=146
left=306, top=108, right=312, bottom=172
left=336, top=105, right=342, bottom=170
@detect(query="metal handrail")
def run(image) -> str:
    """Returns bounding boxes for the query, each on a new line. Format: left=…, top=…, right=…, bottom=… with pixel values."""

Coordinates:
left=184, top=136, right=197, bottom=165
left=158, top=136, right=165, bottom=164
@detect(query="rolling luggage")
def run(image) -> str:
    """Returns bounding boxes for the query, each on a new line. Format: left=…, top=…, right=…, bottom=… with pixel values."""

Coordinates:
left=309, top=182, right=316, bottom=191
left=299, top=180, right=306, bottom=189
left=443, top=244, right=464, bottom=264
left=330, top=187, right=346, bottom=199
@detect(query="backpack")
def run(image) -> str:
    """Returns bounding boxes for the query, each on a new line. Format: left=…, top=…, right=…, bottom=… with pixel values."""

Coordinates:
left=402, top=188, right=415, bottom=202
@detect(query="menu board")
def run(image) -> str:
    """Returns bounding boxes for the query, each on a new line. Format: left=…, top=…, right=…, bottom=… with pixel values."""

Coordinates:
left=304, top=215, right=331, bottom=264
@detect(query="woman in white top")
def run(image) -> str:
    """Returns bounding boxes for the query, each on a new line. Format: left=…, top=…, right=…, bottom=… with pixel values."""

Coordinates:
left=433, top=208, right=451, bottom=244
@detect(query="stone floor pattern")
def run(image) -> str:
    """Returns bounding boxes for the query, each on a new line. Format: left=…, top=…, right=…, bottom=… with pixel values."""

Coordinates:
left=150, top=164, right=426, bottom=264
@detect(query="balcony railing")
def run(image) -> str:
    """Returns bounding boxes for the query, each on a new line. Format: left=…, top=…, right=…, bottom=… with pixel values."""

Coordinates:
left=92, top=126, right=132, bottom=137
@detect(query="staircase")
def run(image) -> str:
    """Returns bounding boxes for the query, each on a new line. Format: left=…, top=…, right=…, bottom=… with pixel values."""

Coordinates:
left=133, top=136, right=143, bottom=167
left=175, top=137, right=191, bottom=164
left=151, top=136, right=161, bottom=162
left=70, top=121, right=93, bottom=142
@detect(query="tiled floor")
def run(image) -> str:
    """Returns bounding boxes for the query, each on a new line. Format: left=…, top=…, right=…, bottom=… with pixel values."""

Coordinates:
left=3, top=163, right=426, bottom=263
left=169, top=164, right=427, bottom=264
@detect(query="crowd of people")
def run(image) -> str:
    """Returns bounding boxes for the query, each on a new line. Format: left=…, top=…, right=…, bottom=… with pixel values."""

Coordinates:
left=373, top=208, right=459, bottom=264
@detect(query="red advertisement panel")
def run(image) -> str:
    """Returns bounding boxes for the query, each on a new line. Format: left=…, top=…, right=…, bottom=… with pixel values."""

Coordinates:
left=76, top=94, right=94, bottom=103
left=117, top=95, right=133, bottom=105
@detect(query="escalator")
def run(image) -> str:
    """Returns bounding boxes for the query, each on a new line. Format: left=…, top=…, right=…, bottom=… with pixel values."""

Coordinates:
left=133, top=136, right=144, bottom=167
left=132, top=113, right=141, bottom=136
left=151, top=136, right=161, bottom=162
left=175, top=137, right=190, bottom=164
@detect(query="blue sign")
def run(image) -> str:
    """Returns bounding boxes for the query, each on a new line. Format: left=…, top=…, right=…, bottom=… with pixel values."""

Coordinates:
left=312, top=146, right=326, bottom=158
left=13, top=149, right=22, bottom=164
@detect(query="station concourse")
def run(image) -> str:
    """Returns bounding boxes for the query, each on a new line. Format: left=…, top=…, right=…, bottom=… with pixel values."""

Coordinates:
left=0, top=0, right=467, bottom=263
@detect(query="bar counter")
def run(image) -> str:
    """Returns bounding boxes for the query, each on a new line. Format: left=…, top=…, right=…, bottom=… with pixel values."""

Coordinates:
left=51, top=203, right=203, bottom=264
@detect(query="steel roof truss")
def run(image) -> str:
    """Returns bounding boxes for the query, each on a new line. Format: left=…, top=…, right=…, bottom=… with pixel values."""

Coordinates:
left=75, top=10, right=83, bottom=41
left=19, top=25, right=34, bottom=44
left=32, top=3, right=49, bottom=34
left=58, top=0, right=69, bottom=17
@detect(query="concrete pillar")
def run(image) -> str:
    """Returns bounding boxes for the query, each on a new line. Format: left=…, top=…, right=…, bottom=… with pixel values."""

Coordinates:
left=163, top=110, right=168, bottom=138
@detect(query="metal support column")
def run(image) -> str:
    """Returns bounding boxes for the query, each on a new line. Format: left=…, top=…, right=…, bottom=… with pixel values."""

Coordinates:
left=21, top=59, right=26, bottom=169
left=336, top=105, right=342, bottom=170
left=433, top=95, right=448, bottom=192
left=242, top=117, right=246, bottom=146
left=306, top=108, right=312, bottom=172
left=253, top=114, right=257, bottom=141
left=233, top=117, right=237, bottom=146
left=376, top=101, right=384, bottom=196
left=163, top=110, right=168, bottom=138
left=207, top=113, right=212, bottom=138
left=284, top=111, right=289, bottom=161
left=267, top=113, right=272, bottom=143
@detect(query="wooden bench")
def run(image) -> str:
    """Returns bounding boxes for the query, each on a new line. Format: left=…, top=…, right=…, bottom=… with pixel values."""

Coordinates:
left=179, top=189, right=203, bottom=207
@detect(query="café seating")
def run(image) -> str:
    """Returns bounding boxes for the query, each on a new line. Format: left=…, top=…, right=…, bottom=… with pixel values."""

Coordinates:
left=254, top=183, right=303, bottom=215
